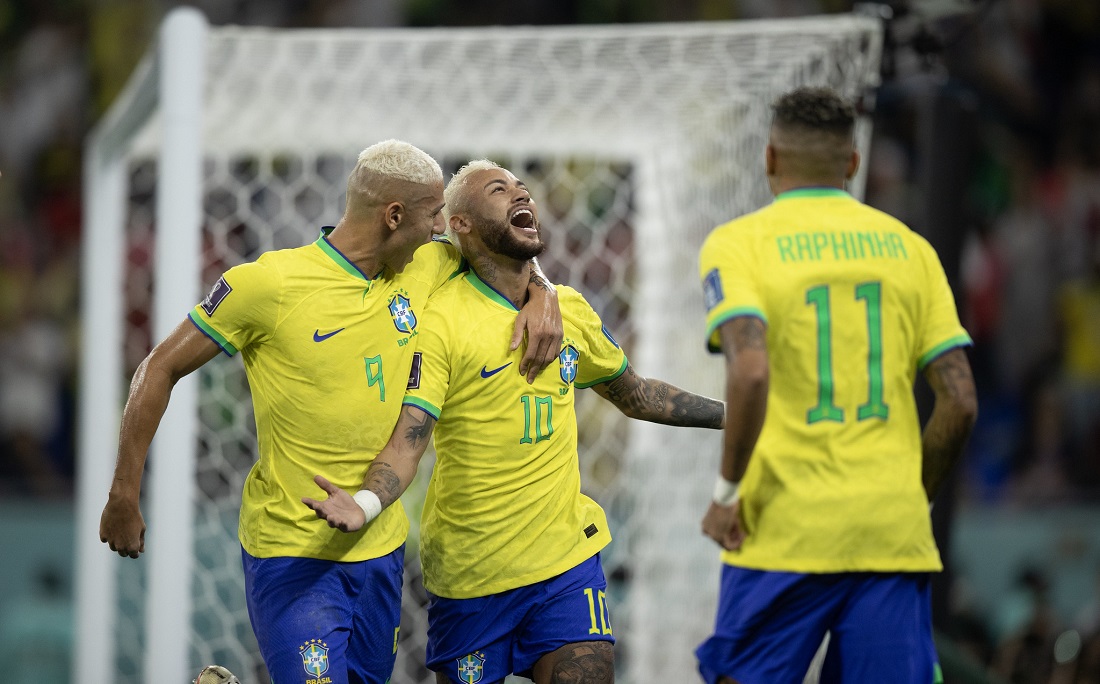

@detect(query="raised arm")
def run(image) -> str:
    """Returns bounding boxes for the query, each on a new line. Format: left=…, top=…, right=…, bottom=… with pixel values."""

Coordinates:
left=590, top=365, right=724, bottom=429
left=511, top=258, right=564, bottom=383
left=702, top=316, right=769, bottom=550
left=302, top=404, right=436, bottom=533
left=100, top=320, right=222, bottom=558
left=920, top=347, right=978, bottom=501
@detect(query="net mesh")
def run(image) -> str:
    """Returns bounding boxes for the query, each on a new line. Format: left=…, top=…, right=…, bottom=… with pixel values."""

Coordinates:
left=109, top=16, right=881, bottom=682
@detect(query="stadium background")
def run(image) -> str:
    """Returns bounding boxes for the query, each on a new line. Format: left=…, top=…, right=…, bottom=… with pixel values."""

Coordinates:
left=1, top=0, right=1099, bottom=682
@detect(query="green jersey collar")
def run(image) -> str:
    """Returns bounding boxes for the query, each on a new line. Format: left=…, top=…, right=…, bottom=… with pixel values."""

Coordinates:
left=774, top=187, right=851, bottom=201
left=465, top=270, right=519, bottom=311
left=315, top=226, right=381, bottom=281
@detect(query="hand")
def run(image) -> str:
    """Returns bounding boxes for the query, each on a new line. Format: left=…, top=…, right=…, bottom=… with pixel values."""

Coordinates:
left=301, top=475, right=366, bottom=533
left=100, top=493, right=146, bottom=558
left=702, top=501, right=746, bottom=551
left=512, top=283, right=563, bottom=384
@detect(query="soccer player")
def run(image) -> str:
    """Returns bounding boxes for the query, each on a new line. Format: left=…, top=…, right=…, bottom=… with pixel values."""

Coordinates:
left=694, top=87, right=979, bottom=684
left=302, top=160, right=726, bottom=684
left=98, top=140, right=564, bottom=684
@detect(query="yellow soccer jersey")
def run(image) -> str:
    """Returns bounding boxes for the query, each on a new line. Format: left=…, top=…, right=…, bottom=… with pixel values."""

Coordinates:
left=699, top=188, right=972, bottom=573
left=403, top=272, right=627, bottom=599
left=189, top=229, right=462, bottom=561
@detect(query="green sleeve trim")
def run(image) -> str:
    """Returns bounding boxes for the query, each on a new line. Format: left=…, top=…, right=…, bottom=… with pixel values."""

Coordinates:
left=705, top=307, right=767, bottom=353
left=188, top=312, right=238, bottom=356
left=576, top=355, right=629, bottom=389
left=402, top=396, right=441, bottom=421
left=917, top=334, right=973, bottom=370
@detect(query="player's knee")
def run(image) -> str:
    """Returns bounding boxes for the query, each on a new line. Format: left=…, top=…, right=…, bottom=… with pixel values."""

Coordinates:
left=536, top=640, right=614, bottom=684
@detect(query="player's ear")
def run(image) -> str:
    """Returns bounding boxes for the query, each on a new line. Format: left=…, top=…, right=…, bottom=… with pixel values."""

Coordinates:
left=765, top=144, right=777, bottom=178
left=845, top=149, right=860, bottom=181
left=449, top=213, right=470, bottom=236
left=384, top=202, right=404, bottom=231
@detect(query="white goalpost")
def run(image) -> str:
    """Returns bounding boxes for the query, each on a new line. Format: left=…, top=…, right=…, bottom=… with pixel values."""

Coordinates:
left=76, top=8, right=882, bottom=683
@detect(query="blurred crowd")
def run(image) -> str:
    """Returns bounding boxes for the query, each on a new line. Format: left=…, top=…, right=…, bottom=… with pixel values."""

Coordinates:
left=1, top=0, right=1099, bottom=681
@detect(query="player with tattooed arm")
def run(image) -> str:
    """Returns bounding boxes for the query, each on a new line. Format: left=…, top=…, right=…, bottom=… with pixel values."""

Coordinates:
left=99, top=141, right=563, bottom=684
left=304, top=160, right=725, bottom=684
left=694, top=87, right=978, bottom=684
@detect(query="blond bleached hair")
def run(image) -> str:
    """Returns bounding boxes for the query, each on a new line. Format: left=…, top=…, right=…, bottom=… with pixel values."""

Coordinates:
left=443, top=159, right=504, bottom=226
left=354, top=139, right=442, bottom=185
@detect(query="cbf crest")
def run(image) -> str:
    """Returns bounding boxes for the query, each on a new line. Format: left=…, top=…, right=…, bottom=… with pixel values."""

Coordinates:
left=559, top=344, right=579, bottom=384
left=457, top=652, right=486, bottom=684
left=299, top=639, right=330, bottom=678
left=388, top=289, right=417, bottom=334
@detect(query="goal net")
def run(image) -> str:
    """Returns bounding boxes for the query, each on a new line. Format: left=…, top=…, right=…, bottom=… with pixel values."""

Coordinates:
left=76, top=9, right=882, bottom=683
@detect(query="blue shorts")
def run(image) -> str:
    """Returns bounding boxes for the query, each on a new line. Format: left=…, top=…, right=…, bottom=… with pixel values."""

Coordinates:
left=426, top=553, right=615, bottom=683
left=241, top=546, right=404, bottom=684
left=696, top=567, right=938, bottom=684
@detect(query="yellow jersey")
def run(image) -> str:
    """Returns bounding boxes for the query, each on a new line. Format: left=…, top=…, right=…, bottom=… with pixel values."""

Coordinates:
left=189, top=229, right=462, bottom=561
left=699, top=188, right=971, bottom=573
left=404, top=272, right=627, bottom=598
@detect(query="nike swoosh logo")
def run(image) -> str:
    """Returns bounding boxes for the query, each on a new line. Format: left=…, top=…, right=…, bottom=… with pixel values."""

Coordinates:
left=313, top=328, right=345, bottom=342
left=480, top=362, right=513, bottom=378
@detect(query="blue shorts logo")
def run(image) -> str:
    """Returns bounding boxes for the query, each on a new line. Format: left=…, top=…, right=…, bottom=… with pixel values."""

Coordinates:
left=457, top=652, right=485, bottom=684
left=559, top=345, right=579, bottom=384
left=389, top=293, right=417, bottom=333
left=300, top=640, right=330, bottom=677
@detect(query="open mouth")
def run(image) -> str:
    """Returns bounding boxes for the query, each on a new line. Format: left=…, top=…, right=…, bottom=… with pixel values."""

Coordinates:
left=510, top=208, right=535, bottom=230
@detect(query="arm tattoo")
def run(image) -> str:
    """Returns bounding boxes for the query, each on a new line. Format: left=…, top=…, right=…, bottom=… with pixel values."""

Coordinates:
left=528, top=270, right=553, bottom=292
left=921, top=349, right=977, bottom=499
left=600, top=366, right=723, bottom=428
left=724, top=317, right=766, bottom=360
left=403, top=408, right=436, bottom=448
left=366, top=461, right=403, bottom=508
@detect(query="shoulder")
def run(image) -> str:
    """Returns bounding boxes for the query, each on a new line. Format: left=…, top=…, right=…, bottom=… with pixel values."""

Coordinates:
left=703, top=208, right=771, bottom=250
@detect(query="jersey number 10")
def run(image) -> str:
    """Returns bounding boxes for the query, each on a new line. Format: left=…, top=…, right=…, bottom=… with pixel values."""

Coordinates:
left=805, top=281, right=889, bottom=424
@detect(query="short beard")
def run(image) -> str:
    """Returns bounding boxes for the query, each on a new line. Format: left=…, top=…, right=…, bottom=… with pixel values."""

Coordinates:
left=478, top=214, right=545, bottom=260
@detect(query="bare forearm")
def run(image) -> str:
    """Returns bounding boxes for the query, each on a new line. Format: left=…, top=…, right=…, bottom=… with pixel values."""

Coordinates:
left=111, top=360, right=174, bottom=497
left=922, top=402, right=974, bottom=499
left=720, top=370, right=767, bottom=482
left=600, top=366, right=723, bottom=428
left=921, top=348, right=978, bottom=500
left=364, top=405, right=435, bottom=509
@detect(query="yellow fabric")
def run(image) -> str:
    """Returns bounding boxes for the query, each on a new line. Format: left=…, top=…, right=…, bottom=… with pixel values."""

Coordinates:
left=699, top=188, right=971, bottom=573
left=1059, top=280, right=1100, bottom=381
left=189, top=231, right=461, bottom=561
left=405, top=273, right=627, bottom=598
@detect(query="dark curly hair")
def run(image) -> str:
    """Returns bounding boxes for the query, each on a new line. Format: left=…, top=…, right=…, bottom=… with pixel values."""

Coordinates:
left=771, top=87, right=855, bottom=136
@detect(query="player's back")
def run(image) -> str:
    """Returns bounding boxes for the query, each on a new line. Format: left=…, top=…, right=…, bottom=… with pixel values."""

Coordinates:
left=701, top=188, right=971, bottom=572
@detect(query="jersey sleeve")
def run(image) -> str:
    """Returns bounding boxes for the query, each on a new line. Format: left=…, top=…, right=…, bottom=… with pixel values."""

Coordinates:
left=914, top=237, right=973, bottom=370
left=699, top=222, right=766, bottom=353
left=402, top=301, right=452, bottom=420
left=188, top=257, right=281, bottom=356
left=568, top=289, right=629, bottom=389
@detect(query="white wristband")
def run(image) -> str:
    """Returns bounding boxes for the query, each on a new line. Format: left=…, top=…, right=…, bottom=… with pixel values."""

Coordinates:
left=353, top=490, right=382, bottom=523
left=712, top=477, right=741, bottom=506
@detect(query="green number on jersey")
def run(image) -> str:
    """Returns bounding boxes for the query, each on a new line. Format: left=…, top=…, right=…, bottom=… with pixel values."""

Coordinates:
left=365, top=354, right=386, bottom=402
left=519, top=395, right=554, bottom=444
left=805, top=282, right=889, bottom=424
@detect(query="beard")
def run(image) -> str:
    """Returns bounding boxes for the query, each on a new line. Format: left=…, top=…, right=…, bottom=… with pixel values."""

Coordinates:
left=477, top=213, right=546, bottom=260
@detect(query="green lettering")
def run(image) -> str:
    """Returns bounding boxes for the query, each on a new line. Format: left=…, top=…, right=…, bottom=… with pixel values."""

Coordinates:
left=857, top=232, right=877, bottom=258
left=795, top=233, right=814, bottom=261
left=777, top=235, right=796, bottom=262
left=831, top=232, right=852, bottom=260
left=888, top=233, right=908, bottom=259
